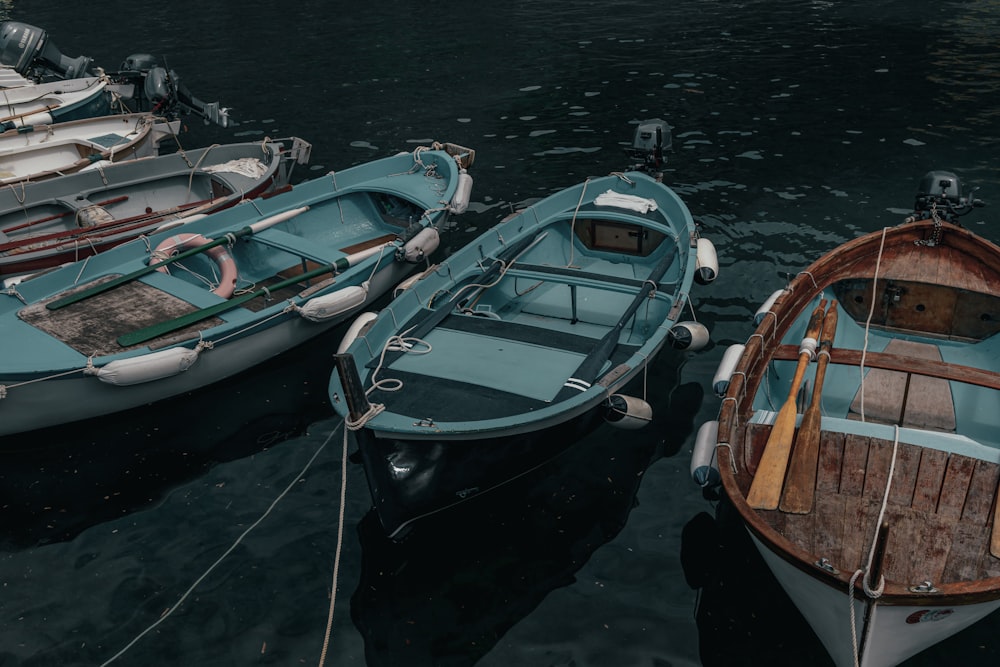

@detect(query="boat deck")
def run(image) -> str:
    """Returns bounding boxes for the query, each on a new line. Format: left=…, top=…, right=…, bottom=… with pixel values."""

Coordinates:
left=743, top=422, right=1000, bottom=586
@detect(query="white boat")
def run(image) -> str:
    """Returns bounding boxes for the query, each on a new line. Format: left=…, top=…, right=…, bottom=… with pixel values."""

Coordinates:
left=0, top=112, right=178, bottom=185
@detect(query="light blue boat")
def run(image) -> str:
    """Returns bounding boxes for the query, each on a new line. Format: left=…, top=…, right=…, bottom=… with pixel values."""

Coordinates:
left=331, top=148, right=716, bottom=538
left=0, top=142, right=473, bottom=439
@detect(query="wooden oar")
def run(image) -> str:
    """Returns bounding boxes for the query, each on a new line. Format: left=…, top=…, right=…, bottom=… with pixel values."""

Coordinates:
left=746, top=298, right=828, bottom=510
left=1, top=196, right=130, bottom=234
left=116, top=243, right=389, bottom=346
left=779, top=300, right=839, bottom=514
left=552, top=249, right=675, bottom=403
left=46, top=206, right=309, bottom=311
left=0, top=197, right=220, bottom=254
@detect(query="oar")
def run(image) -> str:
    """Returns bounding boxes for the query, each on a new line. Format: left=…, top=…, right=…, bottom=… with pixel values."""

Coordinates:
left=377, top=229, right=548, bottom=367
left=46, top=206, right=309, bottom=310
left=116, top=242, right=389, bottom=346
left=779, top=301, right=839, bottom=514
left=552, top=249, right=675, bottom=402
left=1, top=196, right=130, bottom=234
left=746, top=298, right=828, bottom=510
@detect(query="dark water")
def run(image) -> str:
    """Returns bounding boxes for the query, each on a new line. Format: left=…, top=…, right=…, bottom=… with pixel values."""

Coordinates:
left=3, top=1, right=1000, bottom=665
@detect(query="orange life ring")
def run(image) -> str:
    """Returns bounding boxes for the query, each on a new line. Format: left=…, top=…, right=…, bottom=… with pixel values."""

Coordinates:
left=152, top=232, right=238, bottom=298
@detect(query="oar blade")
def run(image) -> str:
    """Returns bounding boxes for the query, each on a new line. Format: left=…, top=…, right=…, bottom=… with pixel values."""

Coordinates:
left=746, top=401, right=799, bottom=510
left=778, top=410, right=821, bottom=513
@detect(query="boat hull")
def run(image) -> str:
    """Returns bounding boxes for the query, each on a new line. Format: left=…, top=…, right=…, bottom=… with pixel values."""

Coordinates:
left=712, top=209, right=1000, bottom=666
left=750, top=531, right=1000, bottom=667
left=0, top=263, right=408, bottom=439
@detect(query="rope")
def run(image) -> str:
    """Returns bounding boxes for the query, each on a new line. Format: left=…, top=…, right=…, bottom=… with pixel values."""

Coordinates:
left=317, top=423, right=351, bottom=667
left=100, top=421, right=344, bottom=666
left=566, top=178, right=590, bottom=267
left=857, top=227, right=889, bottom=422
left=848, top=424, right=899, bottom=667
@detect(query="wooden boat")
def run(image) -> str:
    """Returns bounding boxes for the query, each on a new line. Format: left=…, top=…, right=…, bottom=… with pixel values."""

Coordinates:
left=0, top=112, right=179, bottom=185
left=0, top=136, right=312, bottom=277
left=702, top=170, right=1000, bottom=666
left=331, top=157, right=717, bottom=539
left=0, top=142, right=474, bottom=439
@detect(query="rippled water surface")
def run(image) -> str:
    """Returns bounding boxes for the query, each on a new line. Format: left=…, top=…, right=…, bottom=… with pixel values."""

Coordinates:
left=3, top=1, right=1000, bottom=665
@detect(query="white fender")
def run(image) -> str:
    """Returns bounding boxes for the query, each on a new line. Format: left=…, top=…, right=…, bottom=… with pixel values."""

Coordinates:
left=694, top=237, right=718, bottom=285
left=754, top=288, right=788, bottom=326
left=691, top=420, right=720, bottom=488
left=712, top=343, right=745, bottom=397
left=604, top=394, right=652, bottom=429
left=299, top=282, right=369, bottom=322
left=668, top=320, right=710, bottom=351
left=337, top=311, right=379, bottom=354
left=89, top=347, right=200, bottom=386
left=398, top=226, right=440, bottom=263
left=449, top=169, right=473, bottom=214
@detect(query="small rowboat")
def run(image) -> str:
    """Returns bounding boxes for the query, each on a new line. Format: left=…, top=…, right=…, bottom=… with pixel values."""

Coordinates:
left=331, top=129, right=716, bottom=538
left=0, top=112, right=178, bottom=186
left=0, top=136, right=312, bottom=277
left=0, top=75, right=112, bottom=129
left=703, top=170, right=1000, bottom=666
left=0, top=141, right=474, bottom=439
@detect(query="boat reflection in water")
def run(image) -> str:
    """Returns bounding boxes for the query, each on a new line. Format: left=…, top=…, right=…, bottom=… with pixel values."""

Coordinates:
left=351, top=365, right=703, bottom=666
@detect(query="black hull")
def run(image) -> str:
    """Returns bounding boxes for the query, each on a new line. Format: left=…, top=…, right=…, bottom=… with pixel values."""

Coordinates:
left=356, top=408, right=610, bottom=539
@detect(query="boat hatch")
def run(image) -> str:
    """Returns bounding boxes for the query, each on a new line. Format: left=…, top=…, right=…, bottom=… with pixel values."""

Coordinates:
left=574, top=219, right=666, bottom=257
left=833, top=278, right=1000, bottom=341
left=374, top=193, right=425, bottom=228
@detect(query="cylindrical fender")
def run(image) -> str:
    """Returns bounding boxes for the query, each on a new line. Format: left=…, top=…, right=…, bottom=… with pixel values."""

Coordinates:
left=668, top=320, right=710, bottom=351
left=299, top=282, right=369, bottom=322
left=691, top=420, right=721, bottom=488
left=449, top=169, right=473, bottom=214
left=695, top=237, right=718, bottom=285
left=89, top=347, right=201, bottom=386
left=152, top=232, right=238, bottom=298
left=712, top=343, right=745, bottom=397
left=337, top=311, right=379, bottom=354
left=397, top=226, right=440, bottom=263
left=603, top=394, right=653, bottom=429
left=754, top=288, right=788, bottom=326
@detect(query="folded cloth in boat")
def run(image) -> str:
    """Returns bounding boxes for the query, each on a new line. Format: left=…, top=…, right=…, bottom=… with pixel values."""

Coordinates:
left=594, top=190, right=658, bottom=213
left=203, top=158, right=268, bottom=178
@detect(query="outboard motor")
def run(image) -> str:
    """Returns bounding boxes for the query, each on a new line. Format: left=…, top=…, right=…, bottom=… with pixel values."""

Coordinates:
left=913, top=170, right=984, bottom=225
left=625, top=118, right=672, bottom=177
left=0, top=21, right=92, bottom=79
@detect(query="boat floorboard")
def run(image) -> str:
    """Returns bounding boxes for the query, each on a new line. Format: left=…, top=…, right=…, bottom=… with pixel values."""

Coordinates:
left=744, top=422, right=1000, bottom=586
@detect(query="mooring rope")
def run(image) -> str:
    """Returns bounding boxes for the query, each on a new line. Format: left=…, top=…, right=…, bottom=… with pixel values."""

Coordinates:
left=857, top=227, right=889, bottom=422
left=99, top=422, right=344, bottom=666
left=848, top=424, right=899, bottom=667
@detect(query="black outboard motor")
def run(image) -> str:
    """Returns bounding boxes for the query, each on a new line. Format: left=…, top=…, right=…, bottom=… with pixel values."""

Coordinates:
left=625, top=119, right=672, bottom=178
left=119, top=54, right=231, bottom=128
left=913, top=170, right=984, bottom=225
left=0, top=21, right=92, bottom=79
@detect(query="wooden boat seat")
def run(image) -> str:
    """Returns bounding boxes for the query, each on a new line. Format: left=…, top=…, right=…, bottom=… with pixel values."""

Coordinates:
left=744, top=422, right=1000, bottom=585
left=847, top=340, right=956, bottom=431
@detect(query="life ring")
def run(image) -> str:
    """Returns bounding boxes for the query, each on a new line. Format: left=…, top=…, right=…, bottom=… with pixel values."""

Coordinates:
left=152, top=232, right=238, bottom=298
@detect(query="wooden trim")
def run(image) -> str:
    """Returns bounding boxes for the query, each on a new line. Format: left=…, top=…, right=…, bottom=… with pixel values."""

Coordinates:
left=772, top=344, right=1000, bottom=390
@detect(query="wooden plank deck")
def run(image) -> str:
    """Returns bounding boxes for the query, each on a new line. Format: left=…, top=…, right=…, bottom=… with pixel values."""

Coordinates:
left=745, top=422, right=1000, bottom=586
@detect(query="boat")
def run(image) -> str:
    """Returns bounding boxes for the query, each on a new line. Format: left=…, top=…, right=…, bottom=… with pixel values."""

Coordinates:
left=0, top=21, right=231, bottom=127
left=330, top=119, right=717, bottom=539
left=0, top=136, right=312, bottom=277
left=0, top=141, right=474, bottom=439
left=700, top=170, right=1000, bottom=666
left=0, top=75, right=113, bottom=128
left=0, top=112, right=179, bottom=185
